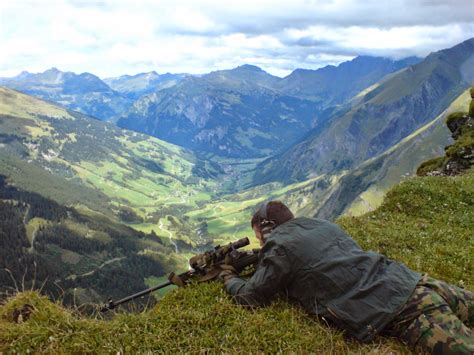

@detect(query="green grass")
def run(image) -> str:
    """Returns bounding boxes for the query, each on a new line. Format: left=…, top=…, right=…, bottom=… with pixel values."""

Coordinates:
left=339, top=170, right=473, bottom=288
left=0, top=287, right=405, bottom=353
left=25, top=218, right=48, bottom=244
left=1, top=170, right=472, bottom=352
left=416, top=156, right=445, bottom=176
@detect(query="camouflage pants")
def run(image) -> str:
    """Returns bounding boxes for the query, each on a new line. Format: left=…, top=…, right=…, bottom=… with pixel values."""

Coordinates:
left=384, top=274, right=473, bottom=354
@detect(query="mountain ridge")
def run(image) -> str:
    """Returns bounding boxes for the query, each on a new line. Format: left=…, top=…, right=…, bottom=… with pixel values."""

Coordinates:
left=1, top=54, right=422, bottom=156
left=277, top=55, right=422, bottom=104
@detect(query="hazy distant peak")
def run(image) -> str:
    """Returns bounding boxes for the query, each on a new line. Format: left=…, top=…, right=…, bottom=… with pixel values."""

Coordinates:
left=108, top=71, right=160, bottom=80
left=146, top=71, right=159, bottom=77
left=44, top=67, right=62, bottom=74
left=132, top=71, right=160, bottom=80
left=233, top=64, right=265, bottom=72
left=16, top=70, right=31, bottom=79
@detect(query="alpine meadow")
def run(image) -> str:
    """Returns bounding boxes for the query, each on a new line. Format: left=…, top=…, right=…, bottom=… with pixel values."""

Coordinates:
left=0, top=1, right=473, bottom=353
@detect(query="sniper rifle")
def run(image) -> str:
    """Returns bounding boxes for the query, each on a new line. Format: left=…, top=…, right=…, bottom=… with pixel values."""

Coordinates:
left=100, top=237, right=259, bottom=312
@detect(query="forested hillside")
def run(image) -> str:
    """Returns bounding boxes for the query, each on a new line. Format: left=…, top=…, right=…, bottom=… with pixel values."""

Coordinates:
left=0, top=175, right=178, bottom=307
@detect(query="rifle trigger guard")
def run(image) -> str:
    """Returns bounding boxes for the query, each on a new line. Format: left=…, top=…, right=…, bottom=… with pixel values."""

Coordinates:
left=168, top=272, right=185, bottom=287
left=197, top=267, right=222, bottom=282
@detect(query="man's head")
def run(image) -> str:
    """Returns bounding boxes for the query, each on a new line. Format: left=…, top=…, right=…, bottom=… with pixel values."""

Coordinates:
left=251, top=201, right=294, bottom=246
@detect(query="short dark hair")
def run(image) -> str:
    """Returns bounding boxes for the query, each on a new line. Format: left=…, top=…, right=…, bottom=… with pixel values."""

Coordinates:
left=251, top=201, right=294, bottom=228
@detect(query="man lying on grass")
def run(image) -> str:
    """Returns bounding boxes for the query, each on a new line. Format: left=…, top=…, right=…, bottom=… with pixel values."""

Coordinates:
left=219, top=201, right=473, bottom=354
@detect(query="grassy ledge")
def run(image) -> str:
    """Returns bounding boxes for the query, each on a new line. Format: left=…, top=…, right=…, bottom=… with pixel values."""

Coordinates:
left=1, top=170, right=473, bottom=353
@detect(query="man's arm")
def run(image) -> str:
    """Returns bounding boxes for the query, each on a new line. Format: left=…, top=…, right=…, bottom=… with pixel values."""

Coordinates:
left=224, top=240, right=292, bottom=307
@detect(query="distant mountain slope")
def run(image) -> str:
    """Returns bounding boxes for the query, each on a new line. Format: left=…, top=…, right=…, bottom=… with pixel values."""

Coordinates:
left=117, top=65, right=321, bottom=158
left=0, top=87, right=222, bottom=248
left=316, top=88, right=472, bottom=220
left=277, top=56, right=421, bottom=105
left=104, top=71, right=187, bottom=99
left=0, top=68, right=131, bottom=121
left=254, top=38, right=474, bottom=184
left=0, top=56, right=419, bottom=157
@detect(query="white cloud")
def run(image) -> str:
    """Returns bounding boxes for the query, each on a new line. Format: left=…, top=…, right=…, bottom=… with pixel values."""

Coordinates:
left=0, top=0, right=473, bottom=78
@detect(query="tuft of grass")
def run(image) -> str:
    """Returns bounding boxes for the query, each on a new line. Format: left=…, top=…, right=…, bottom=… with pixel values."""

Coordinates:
left=445, top=111, right=467, bottom=128
left=416, top=156, right=444, bottom=176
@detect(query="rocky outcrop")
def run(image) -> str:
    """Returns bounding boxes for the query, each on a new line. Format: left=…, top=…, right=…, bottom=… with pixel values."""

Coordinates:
left=417, top=87, right=474, bottom=177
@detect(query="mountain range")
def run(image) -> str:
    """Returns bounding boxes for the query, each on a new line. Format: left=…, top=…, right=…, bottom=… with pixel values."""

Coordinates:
left=1, top=39, right=472, bottom=221
left=117, top=57, right=421, bottom=157
left=1, top=55, right=421, bottom=158
left=0, top=68, right=131, bottom=121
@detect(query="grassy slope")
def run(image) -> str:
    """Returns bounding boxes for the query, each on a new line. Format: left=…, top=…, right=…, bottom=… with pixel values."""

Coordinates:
left=1, top=170, right=472, bottom=353
left=339, top=170, right=473, bottom=288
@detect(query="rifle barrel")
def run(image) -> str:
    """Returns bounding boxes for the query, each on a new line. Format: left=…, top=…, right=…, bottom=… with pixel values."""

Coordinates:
left=101, top=270, right=193, bottom=312
left=100, top=280, right=173, bottom=312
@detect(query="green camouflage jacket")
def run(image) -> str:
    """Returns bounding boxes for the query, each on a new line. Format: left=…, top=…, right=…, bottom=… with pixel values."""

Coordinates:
left=225, top=217, right=421, bottom=342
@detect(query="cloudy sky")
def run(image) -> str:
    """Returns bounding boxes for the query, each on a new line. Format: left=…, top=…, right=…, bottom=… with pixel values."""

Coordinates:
left=1, top=0, right=473, bottom=78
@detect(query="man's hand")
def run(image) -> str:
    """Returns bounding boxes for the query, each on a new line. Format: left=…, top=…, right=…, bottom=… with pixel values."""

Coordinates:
left=218, top=264, right=237, bottom=283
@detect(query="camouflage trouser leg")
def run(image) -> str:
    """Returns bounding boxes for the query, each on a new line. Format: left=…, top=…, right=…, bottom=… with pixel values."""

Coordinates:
left=385, top=274, right=474, bottom=354
left=421, top=275, right=474, bottom=326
